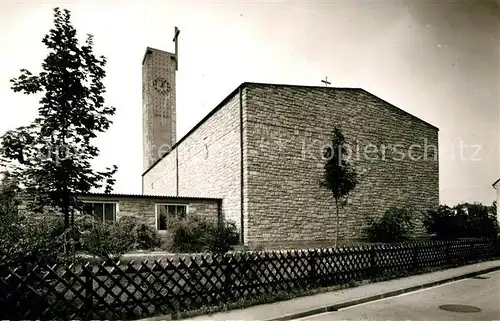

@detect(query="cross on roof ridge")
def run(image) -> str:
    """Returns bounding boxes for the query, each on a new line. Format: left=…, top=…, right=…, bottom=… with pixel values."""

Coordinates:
left=321, top=76, right=331, bottom=87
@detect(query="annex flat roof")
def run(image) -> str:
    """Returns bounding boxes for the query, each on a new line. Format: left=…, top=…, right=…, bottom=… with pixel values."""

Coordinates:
left=79, top=192, right=221, bottom=201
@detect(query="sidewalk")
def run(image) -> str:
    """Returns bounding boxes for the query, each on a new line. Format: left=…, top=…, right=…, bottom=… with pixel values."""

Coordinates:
left=169, top=260, right=500, bottom=321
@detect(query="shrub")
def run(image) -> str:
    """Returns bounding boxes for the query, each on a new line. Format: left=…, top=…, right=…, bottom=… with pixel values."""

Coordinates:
left=135, top=222, right=162, bottom=250
left=78, top=215, right=162, bottom=259
left=365, top=205, right=416, bottom=243
left=0, top=175, right=78, bottom=266
left=0, top=209, right=23, bottom=260
left=209, top=221, right=240, bottom=255
left=0, top=172, right=20, bottom=216
left=168, top=215, right=213, bottom=253
left=118, top=216, right=161, bottom=250
left=80, top=219, right=135, bottom=260
left=169, top=215, right=239, bottom=254
left=1, top=213, right=77, bottom=266
left=424, top=202, right=499, bottom=240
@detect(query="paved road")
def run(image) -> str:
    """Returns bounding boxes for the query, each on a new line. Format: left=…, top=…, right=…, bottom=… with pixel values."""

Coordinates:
left=294, top=270, right=500, bottom=321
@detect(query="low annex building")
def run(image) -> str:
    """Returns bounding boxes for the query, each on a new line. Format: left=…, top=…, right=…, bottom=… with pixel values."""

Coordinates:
left=18, top=192, right=221, bottom=233
left=78, top=193, right=221, bottom=232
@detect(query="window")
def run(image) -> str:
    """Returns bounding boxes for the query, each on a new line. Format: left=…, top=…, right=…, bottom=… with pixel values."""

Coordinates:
left=156, top=204, right=187, bottom=231
left=83, top=202, right=117, bottom=223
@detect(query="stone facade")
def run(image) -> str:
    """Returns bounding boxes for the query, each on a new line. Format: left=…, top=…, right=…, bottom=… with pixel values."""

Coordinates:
left=142, top=82, right=439, bottom=249
left=244, top=84, right=438, bottom=248
left=143, top=91, right=243, bottom=236
left=142, top=47, right=177, bottom=171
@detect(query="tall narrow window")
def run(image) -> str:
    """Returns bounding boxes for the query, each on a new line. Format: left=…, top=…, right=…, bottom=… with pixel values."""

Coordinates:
left=156, top=204, right=188, bottom=231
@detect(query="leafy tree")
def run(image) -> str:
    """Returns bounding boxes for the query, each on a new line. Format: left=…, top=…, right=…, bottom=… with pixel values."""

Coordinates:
left=460, top=202, right=498, bottom=239
left=488, top=200, right=497, bottom=224
left=422, top=205, right=459, bottom=240
left=320, top=127, right=358, bottom=246
left=423, top=202, right=499, bottom=240
left=0, top=8, right=117, bottom=229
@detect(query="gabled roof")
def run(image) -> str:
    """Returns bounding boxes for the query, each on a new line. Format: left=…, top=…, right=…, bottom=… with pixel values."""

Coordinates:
left=493, top=178, right=500, bottom=188
left=142, top=81, right=440, bottom=176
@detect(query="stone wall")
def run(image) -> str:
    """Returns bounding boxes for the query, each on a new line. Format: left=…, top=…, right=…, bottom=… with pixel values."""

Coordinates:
left=141, top=82, right=439, bottom=248
left=142, top=90, right=243, bottom=231
left=243, top=84, right=439, bottom=248
left=142, top=149, right=177, bottom=196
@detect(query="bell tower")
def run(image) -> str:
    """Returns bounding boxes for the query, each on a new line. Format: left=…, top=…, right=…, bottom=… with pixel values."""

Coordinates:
left=142, top=27, right=180, bottom=172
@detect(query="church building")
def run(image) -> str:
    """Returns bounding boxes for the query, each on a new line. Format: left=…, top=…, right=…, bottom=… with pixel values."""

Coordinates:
left=140, top=38, right=439, bottom=248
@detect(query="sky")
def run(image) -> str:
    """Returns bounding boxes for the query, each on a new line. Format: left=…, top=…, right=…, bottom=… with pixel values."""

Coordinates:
left=0, top=0, right=499, bottom=205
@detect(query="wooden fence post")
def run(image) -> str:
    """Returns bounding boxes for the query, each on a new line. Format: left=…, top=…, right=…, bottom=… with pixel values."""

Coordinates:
left=370, top=246, right=377, bottom=279
left=84, top=266, right=93, bottom=312
left=445, top=242, right=450, bottom=265
left=223, top=255, right=232, bottom=302
left=470, top=241, right=475, bottom=262
left=308, top=250, right=316, bottom=287
left=412, top=244, right=419, bottom=271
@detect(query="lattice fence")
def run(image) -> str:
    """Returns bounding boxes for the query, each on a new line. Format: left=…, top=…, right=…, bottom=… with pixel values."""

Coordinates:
left=1, top=238, right=498, bottom=320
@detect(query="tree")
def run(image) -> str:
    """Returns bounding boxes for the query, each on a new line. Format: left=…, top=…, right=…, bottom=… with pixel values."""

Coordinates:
left=422, top=205, right=459, bottom=240
left=0, top=8, right=117, bottom=229
left=423, top=202, right=499, bottom=240
left=320, top=127, right=358, bottom=246
left=460, top=202, right=498, bottom=239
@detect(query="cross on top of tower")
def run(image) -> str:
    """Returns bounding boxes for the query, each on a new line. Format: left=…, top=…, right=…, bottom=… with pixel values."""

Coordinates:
left=172, top=26, right=180, bottom=70
left=321, top=76, right=331, bottom=87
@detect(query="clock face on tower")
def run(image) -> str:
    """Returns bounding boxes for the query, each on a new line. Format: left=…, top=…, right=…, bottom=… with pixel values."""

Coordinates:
left=153, top=77, right=170, bottom=95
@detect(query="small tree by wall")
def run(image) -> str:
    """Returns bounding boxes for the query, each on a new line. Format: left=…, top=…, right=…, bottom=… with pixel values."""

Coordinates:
left=320, top=127, right=358, bottom=246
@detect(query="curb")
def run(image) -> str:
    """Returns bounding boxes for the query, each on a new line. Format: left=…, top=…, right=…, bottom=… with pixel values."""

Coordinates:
left=265, top=265, right=500, bottom=321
